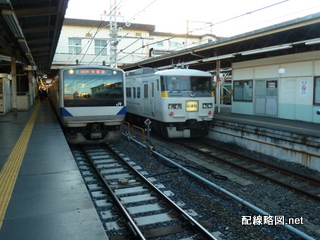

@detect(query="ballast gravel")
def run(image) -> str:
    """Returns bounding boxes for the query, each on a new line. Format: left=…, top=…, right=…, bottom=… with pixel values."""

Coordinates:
left=112, top=137, right=320, bottom=240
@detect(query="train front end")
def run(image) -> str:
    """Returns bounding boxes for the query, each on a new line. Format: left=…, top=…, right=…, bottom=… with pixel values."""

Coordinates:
left=59, top=66, right=126, bottom=144
left=158, top=69, right=215, bottom=138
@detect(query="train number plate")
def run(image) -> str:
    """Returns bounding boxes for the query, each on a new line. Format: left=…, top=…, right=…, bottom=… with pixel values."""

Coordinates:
left=186, top=101, right=198, bottom=112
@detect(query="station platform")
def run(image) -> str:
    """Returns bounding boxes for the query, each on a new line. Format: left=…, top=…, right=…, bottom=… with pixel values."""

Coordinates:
left=210, top=107, right=320, bottom=172
left=213, top=108, right=320, bottom=138
left=0, top=100, right=107, bottom=240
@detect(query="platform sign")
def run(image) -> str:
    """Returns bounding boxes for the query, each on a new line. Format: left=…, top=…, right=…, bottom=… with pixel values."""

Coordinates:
left=23, top=65, right=37, bottom=71
left=300, top=80, right=308, bottom=96
left=144, top=119, right=151, bottom=125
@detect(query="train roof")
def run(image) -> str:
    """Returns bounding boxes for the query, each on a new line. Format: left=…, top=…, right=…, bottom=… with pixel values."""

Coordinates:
left=58, top=65, right=124, bottom=72
left=125, top=67, right=156, bottom=76
left=155, top=68, right=212, bottom=77
left=125, top=67, right=212, bottom=77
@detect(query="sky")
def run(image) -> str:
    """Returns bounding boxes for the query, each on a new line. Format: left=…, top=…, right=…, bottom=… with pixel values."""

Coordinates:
left=65, top=0, right=320, bottom=37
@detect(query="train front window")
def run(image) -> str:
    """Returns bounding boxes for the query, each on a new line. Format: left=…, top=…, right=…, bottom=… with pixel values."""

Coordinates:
left=63, top=68, right=124, bottom=107
left=161, top=76, right=212, bottom=92
left=191, top=76, right=212, bottom=91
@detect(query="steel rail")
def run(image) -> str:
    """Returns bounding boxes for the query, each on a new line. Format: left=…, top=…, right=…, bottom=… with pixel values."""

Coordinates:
left=123, top=133, right=316, bottom=240
left=81, top=146, right=146, bottom=240
left=186, top=140, right=320, bottom=202
left=106, top=144, right=218, bottom=240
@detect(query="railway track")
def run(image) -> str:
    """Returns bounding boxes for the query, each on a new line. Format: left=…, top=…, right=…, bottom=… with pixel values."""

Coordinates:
left=177, top=139, right=320, bottom=202
left=71, top=144, right=216, bottom=240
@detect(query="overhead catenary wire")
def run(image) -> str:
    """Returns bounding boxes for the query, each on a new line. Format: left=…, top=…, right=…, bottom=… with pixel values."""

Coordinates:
left=66, top=0, right=294, bottom=66
left=115, top=0, right=292, bottom=63
left=69, top=0, right=157, bottom=66
left=192, top=0, right=290, bottom=34
left=67, top=0, right=124, bottom=64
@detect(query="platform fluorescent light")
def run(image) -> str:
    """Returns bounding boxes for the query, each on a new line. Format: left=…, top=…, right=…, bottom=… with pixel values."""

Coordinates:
left=202, top=54, right=235, bottom=62
left=175, top=60, right=200, bottom=67
left=241, top=44, right=292, bottom=56
left=2, top=10, right=24, bottom=39
left=305, top=38, right=320, bottom=45
left=18, top=39, right=30, bottom=53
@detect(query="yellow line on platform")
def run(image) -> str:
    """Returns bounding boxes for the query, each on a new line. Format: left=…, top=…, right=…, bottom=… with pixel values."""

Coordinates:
left=0, top=102, right=40, bottom=229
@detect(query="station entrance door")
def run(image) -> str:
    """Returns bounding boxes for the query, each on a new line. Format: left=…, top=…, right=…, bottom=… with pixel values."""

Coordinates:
left=254, top=79, right=278, bottom=117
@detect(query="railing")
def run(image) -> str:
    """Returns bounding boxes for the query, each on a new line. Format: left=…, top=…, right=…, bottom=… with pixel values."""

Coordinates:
left=122, top=121, right=146, bottom=142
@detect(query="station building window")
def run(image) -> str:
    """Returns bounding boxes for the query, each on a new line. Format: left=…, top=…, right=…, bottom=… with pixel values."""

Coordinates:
left=170, top=41, right=181, bottom=48
left=156, top=41, right=164, bottom=47
left=68, top=38, right=82, bottom=54
left=314, top=77, right=320, bottom=105
left=233, top=80, right=253, bottom=101
left=95, top=39, right=107, bottom=55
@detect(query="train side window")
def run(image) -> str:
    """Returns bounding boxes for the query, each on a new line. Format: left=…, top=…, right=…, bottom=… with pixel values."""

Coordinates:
left=314, top=77, right=320, bottom=105
left=144, top=84, right=148, bottom=98
left=133, top=87, right=136, bottom=98
left=151, top=83, right=154, bottom=97
left=137, top=87, right=141, bottom=98
left=160, top=76, right=165, bottom=91
left=126, top=87, right=131, bottom=98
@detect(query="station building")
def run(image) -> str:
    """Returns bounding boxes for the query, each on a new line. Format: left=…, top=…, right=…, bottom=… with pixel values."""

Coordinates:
left=52, top=18, right=218, bottom=67
left=232, top=51, right=320, bottom=123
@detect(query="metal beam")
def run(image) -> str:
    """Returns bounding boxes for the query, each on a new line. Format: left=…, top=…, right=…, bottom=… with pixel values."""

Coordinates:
left=23, top=26, right=55, bottom=34
left=15, top=7, right=58, bottom=17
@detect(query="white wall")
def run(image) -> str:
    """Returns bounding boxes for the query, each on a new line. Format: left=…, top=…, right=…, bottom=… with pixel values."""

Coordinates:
left=232, top=51, right=320, bottom=123
left=53, top=24, right=208, bottom=67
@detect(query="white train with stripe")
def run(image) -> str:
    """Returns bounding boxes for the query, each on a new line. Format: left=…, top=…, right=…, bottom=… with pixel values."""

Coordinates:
left=49, top=65, right=126, bottom=144
left=125, top=68, right=214, bottom=138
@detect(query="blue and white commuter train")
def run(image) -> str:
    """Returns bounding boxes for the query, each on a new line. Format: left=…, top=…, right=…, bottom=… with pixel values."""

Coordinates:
left=49, top=65, right=126, bottom=144
left=125, top=67, right=214, bottom=138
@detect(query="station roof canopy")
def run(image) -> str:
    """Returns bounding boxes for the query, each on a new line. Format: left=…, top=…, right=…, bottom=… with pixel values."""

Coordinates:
left=122, top=12, right=320, bottom=73
left=0, top=0, right=68, bottom=76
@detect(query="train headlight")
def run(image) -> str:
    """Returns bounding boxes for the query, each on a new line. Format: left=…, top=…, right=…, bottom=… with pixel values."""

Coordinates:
left=202, top=103, right=213, bottom=108
left=168, top=103, right=182, bottom=109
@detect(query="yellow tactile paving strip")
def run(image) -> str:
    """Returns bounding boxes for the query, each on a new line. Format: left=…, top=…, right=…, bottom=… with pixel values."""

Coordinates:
left=0, top=102, right=40, bottom=229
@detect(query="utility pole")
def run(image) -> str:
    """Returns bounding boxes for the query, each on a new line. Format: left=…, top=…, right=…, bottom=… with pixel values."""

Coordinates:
left=109, top=0, right=118, bottom=67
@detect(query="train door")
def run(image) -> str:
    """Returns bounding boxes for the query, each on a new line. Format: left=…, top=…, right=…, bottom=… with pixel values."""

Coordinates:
left=254, top=79, right=278, bottom=117
left=150, top=82, right=155, bottom=116
left=142, top=81, right=151, bottom=115
left=151, top=78, right=160, bottom=117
